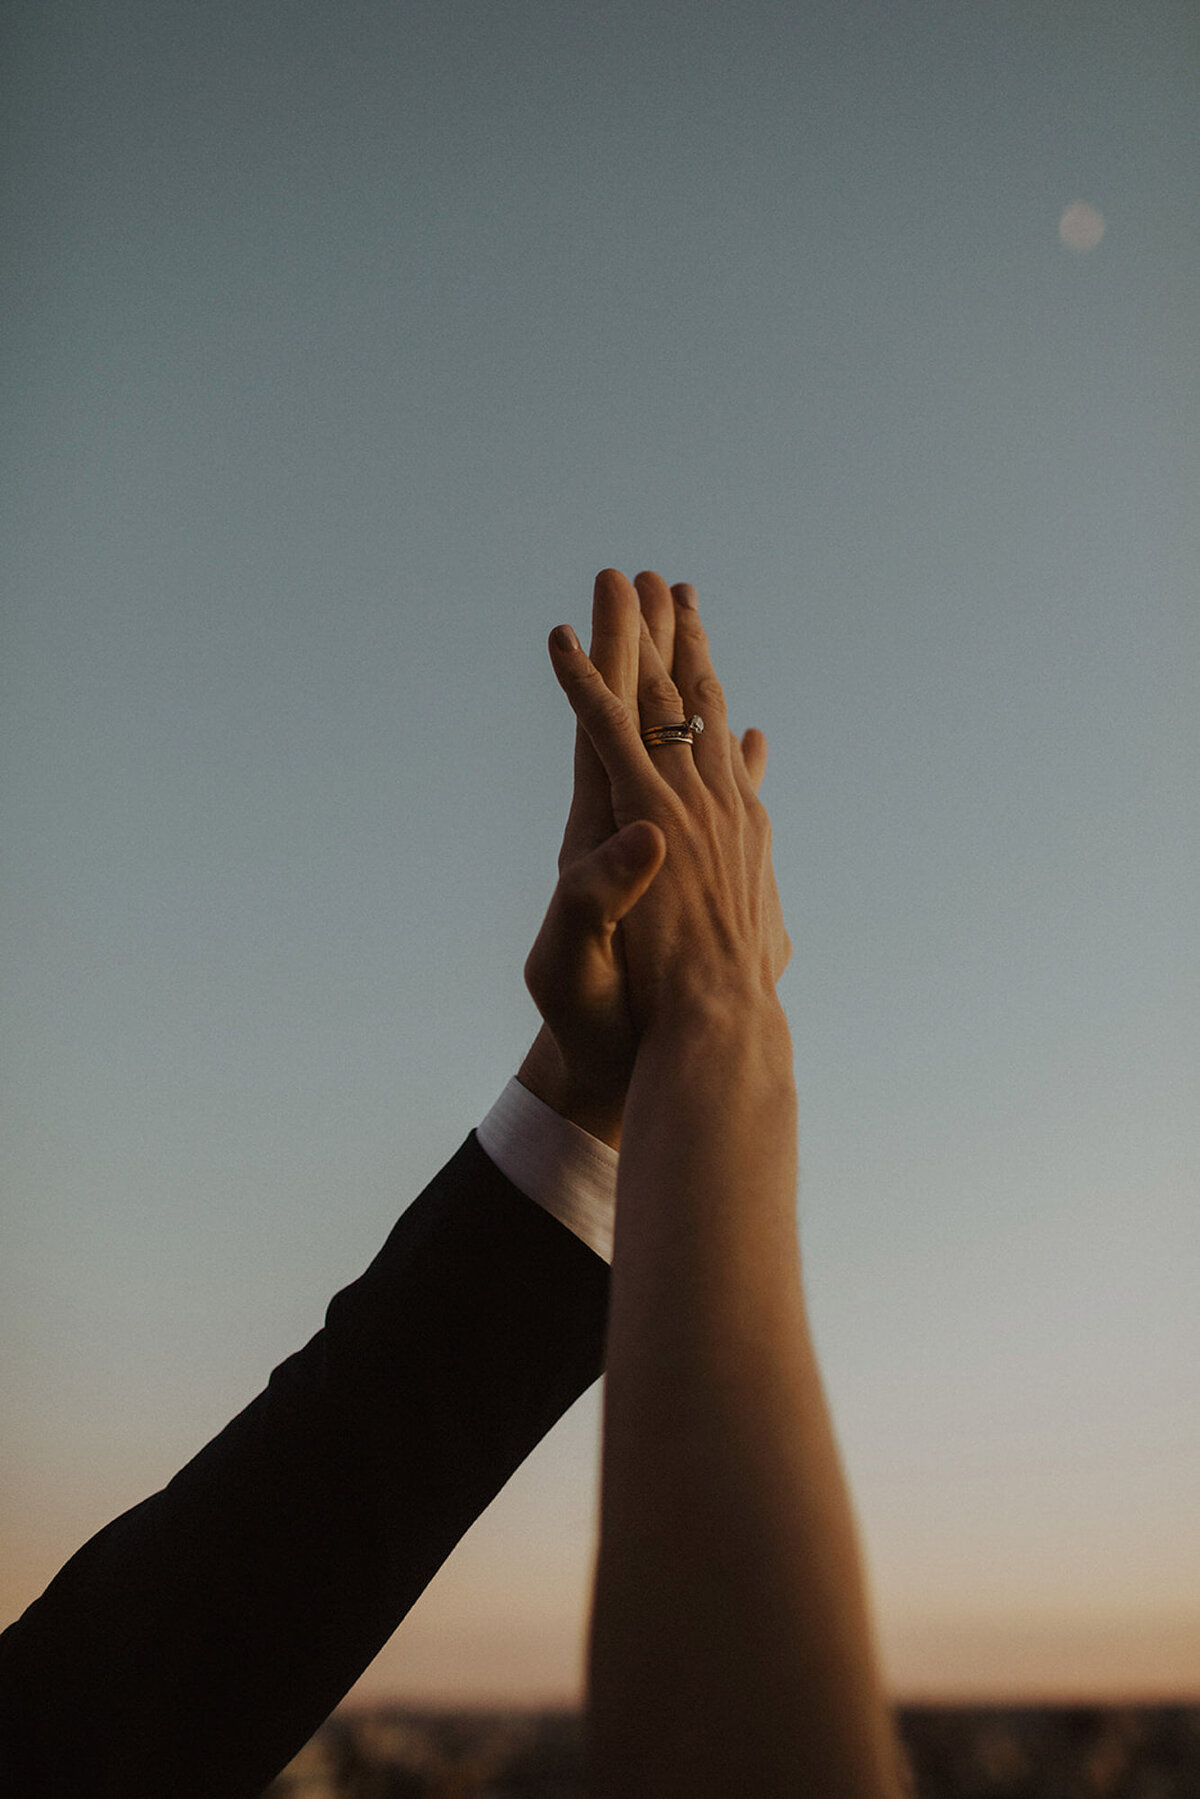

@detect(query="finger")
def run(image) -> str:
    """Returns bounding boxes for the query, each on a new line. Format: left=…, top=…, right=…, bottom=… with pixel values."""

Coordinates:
left=726, top=725, right=767, bottom=811
left=588, top=567, right=641, bottom=710
left=549, top=624, right=662, bottom=798
left=561, top=821, right=666, bottom=934
left=670, top=584, right=730, bottom=779
left=739, top=726, right=769, bottom=793
left=634, top=570, right=676, bottom=675
left=634, top=611, right=705, bottom=789
left=557, top=569, right=641, bottom=866
left=558, top=728, right=615, bottom=871
left=525, top=821, right=666, bottom=1009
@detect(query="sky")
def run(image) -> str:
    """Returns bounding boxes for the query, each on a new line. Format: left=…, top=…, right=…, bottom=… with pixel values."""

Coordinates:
left=2, top=0, right=1197, bottom=1707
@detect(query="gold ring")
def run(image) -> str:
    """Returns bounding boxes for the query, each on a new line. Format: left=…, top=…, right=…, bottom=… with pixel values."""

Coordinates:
left=641, top=714, right=705, bottom=749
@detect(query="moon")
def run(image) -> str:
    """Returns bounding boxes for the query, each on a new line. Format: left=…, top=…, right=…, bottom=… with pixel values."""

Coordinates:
left=1059, top=201, right=1106, bottom=252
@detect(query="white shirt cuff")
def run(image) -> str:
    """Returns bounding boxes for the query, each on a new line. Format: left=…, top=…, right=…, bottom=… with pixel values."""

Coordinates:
left=477, top=1077, right=617, bottom=1265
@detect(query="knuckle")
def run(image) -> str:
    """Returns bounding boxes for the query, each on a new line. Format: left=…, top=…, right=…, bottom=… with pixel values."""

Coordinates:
left=571, top=670, right=632, bottom=739
left=568, top=655, right=608, bottom=699
left=694, top=671, right=726, bottom=713
left=644, top=671, right=682, bottom=713
left=571, top=659, right=606, bottom=700
left=588, top=675, right=628, bottom=720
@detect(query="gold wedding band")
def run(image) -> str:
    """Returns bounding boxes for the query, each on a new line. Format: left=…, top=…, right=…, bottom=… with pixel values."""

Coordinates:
left=641, top=715, right=705, bottom=749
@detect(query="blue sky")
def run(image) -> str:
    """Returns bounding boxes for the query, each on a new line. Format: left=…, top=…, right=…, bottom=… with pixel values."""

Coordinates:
left=3, top=0, right=1197, bottom=1700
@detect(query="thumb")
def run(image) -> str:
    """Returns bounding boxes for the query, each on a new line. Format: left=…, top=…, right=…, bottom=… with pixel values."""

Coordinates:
left=587, top=820, right=666, bottom=924
left=524, top=821, right=664, bottom=1020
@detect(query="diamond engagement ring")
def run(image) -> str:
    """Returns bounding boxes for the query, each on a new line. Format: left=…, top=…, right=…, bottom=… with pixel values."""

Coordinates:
left=640, top=715, right=705, bottom=749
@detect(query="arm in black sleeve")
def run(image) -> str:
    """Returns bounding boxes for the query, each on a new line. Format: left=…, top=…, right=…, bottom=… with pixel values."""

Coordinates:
left=0, top=1132, right=610, bottom=1799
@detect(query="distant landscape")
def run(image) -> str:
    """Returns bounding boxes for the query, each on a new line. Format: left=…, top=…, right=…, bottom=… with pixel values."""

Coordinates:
left=265, top=1703, right=1200, bottom=1796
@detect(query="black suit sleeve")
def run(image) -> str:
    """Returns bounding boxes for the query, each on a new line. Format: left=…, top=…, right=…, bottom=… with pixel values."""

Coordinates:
left=0, top=1131, right=610, bottom=1799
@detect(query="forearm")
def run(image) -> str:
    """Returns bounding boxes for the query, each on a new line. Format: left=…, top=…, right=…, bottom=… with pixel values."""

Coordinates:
left=588, top=995, right=901, bottom=1799
left=0, top=1138, right=609, bottom=1799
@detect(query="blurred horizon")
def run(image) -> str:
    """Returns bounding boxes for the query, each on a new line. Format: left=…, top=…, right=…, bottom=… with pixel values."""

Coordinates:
left=264, top=1702, right=1200, bottom=1799
left=3, top=0, right=1197, bottom=1706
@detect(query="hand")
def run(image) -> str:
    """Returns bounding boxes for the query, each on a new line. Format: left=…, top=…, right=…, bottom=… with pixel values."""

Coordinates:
left=541, top=570, right=791, bottom=1038
left=521, top=572, right=783, bottom=1141
left=518, top=570, right=668, bottom=1147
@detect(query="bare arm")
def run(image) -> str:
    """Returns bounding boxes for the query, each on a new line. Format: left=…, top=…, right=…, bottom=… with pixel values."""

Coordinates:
left=594, top=1000, right=898, bottom=1798
left=542, top=571, right=904, bottom=1799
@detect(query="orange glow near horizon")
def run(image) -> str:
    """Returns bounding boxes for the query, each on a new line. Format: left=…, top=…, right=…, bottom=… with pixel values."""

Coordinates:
left=6, top=1535, right=1197, bottom=1713
left=6, top=1518, right=1199, bottom=1712
left=335, top=1580, right=1200, bottom=1711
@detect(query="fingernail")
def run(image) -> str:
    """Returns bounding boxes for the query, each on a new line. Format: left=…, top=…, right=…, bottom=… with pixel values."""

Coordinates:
left=552, top=625, right=580, bottom=652
left=674, top=585, right=697, bottom=610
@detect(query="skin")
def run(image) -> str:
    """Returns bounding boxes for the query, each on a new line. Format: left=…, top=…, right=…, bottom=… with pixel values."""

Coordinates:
left=518, top=570, right=776, bottom=1148
left=526, top=570, right=906, bottom=1799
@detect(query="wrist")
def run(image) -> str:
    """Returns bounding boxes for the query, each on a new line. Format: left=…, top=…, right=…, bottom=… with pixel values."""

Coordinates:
left=517, top=1025, right=626, bottom=1152
left=641, top=981, right=791, bottom=1053
left=634, top=987, right=795, bottom=1104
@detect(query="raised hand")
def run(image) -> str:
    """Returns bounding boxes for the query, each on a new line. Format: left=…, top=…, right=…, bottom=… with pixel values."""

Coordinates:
left=566, top=581, right=899, bottom=1799
left=517, top=570, right=661, bottom=1146
left=538, top=569, right=791, bottom=1039
left=521, top=570, right=780, bottom=1142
